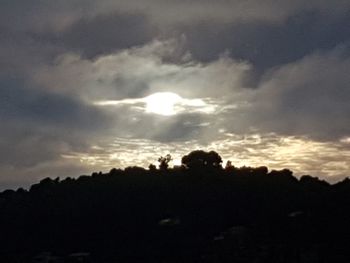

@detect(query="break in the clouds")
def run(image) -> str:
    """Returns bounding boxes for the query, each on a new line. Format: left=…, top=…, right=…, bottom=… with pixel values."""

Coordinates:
left=1, top=0, right=350, bottom=189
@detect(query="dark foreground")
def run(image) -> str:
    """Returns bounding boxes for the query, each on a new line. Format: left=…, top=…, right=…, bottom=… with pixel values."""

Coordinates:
left=1, top=161, right=350, bottom=262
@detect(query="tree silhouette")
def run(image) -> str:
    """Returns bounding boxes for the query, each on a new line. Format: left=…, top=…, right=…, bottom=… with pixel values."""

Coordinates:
left=158, top=154, right=172, bottom=170
left=148, top=164, right=157, bottom=171
left=181, top=150, right=222, bottom=170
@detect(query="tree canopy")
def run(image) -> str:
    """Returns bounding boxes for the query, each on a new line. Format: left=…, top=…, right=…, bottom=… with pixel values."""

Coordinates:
left=181, top=150, right=223, bottom=169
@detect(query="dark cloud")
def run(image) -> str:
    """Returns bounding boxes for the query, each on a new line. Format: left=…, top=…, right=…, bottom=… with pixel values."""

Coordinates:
left=0, top=77, right=108, bottom=129
left=251, top=47, right=350, bottom=140
left=181, top=10, right=350, bottom=70
left=0, top=76, right=113, bottom=174
left=33, top=12, right=157, bottom=59
left=147, top=113, right=209, bottom=142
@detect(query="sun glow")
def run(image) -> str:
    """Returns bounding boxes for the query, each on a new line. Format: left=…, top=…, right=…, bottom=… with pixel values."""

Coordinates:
left=145, top=92, right=182, bottom=116
left=93, top=92, right=216, bottom=116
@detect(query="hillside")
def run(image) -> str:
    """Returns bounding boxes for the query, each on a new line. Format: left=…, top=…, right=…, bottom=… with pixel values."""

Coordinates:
left=1, top=151, right=350, bottom=262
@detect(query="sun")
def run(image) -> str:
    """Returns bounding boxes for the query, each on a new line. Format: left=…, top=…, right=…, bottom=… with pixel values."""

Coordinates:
left=145, top=92, right=182, bottom=116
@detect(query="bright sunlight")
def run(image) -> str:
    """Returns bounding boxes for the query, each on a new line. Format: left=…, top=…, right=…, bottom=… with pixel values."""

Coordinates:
left=145, top=92, right=182, bottom=116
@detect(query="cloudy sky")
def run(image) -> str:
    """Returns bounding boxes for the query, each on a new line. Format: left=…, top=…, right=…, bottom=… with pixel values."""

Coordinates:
left=1, top=0, right=350, bottom=189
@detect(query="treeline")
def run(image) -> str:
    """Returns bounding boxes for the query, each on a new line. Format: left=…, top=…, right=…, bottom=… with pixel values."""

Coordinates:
left=1, top=150, right=350, bottom=262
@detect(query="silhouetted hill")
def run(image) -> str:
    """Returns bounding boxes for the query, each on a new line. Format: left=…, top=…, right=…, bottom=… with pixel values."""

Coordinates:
left=0, top=151, right=350, bottom=262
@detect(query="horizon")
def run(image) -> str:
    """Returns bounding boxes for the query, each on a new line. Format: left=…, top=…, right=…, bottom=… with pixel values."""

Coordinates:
left=0, top=149, right=345, bottom=192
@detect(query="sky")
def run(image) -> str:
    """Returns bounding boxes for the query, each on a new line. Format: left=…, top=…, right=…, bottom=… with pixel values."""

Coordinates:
left=1, top=0, right=350, bottom=189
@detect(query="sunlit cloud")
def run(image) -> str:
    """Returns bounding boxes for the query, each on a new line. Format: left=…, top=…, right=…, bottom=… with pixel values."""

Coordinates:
left=33, top=39, right=251, bottom=102
left=93, top=92, right=218, bottom=116
left=340, top=137, right=350, bottom=144
left=210, top=134, right=350, bottom=180
left=62, top=133, right=350, bottom=183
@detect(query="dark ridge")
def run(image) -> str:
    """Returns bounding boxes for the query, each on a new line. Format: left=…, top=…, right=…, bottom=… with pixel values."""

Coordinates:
left=0, top=150, right=349, bottom=262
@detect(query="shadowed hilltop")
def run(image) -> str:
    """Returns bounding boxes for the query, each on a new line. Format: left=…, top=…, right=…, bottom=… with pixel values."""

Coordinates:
left=1, top=150, right=350, bottom=262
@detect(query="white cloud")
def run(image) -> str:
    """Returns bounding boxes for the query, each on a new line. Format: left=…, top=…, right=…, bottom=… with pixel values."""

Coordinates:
left=33, top=39, right=251, bottom=101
